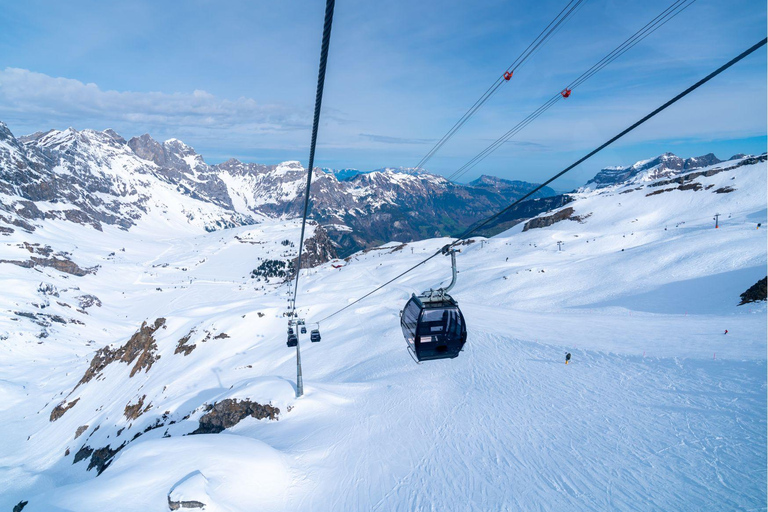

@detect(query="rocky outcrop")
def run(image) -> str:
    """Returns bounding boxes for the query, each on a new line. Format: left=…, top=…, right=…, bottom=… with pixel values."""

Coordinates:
left=467, top=194, right=574, bottom=238
left=13, top=500, right=28, bottom=512
left=739, top=277, right=767, bottom=305
left=175, top=329, right=197, bottom=356
left=50, top=398, right=80, bottom=422
left=77, top=318, right=166, bottom=388
left=124, top=395, right=151, bottom=420
left=74, top=442, right=126, bottom=475
left=190, top=399, right=280, bottom=435
left=77, top=294, right=102, bottom=309
left=0, top=245, right=97, bottom=276
left=168, top=497, right=206, bottom=510
left=523, top=207, right=574, bottom=231
left=293, top=224, right=338, bottom=269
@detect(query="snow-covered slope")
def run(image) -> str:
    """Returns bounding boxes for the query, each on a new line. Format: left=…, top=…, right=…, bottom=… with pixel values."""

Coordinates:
left=0, top=153, right=765, bottom=511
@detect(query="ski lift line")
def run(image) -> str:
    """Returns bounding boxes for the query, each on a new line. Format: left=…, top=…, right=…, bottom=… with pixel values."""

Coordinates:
left=447, top=0, right=696, bottom=183
left=568, top=0, right=691, bottom=89
left=412, top=0, right=586, bottom=173
left=503, top=0, right=583, bottom=73
left=446, top=94, right=562, bottom=181
left=451, top=37, right=767, bottom=243
left=569, top=0, right=699, bottom=90
left=414, top=0, right=585, bottom=171
left=446, top=93, right=563, bottom=180
left=415, top=0, right=584, bottom=170
left=412, top=80, right=505, bottom=171
left=316, top=251, right=443, bottom=324
left=291, top=0, right=336, bottom=315
left=317, top=38, right=767, bottom=325
left=445, top=0, right=698, bottom=184
left=508, top=0, right=587, bottom=75
left=513, top=0, right=590, bottom=76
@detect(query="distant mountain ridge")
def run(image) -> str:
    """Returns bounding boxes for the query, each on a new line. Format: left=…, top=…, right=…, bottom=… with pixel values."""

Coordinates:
left=3, top=121, right=751, bottom=257
left=0, top=122, right=555, bottom=256
left=467, top=151, right=763, bottom=237
left=581, top=152, right=737, bottom=190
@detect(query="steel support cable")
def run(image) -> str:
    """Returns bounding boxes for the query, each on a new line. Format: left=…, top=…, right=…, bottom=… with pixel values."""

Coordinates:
left=317, top=38, right=767, bottom=325
left=452, top=37, right=767, bottom=242
left=291, top=0, right=336, bottom=315
left=509, top=0, right=587, bottom=74
left=567, top=0, right=689, bottom=88
left=412, top=0, right=586, bottom=173
left=513, top=0, right=590, bottom=75
left=446, top=0, right=697, bottom=183
left=569, top=0, right=698, bottom=90
left=446, top=94, right=562, bottom=181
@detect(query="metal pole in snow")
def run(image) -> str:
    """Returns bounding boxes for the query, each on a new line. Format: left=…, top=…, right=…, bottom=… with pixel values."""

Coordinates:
left=714, top=213, right=720, bottom=228
left=296, top=324, right=304, bottom=397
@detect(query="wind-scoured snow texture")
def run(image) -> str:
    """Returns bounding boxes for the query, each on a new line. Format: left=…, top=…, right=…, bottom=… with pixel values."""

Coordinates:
left=0, top=154, right=765, bottom=511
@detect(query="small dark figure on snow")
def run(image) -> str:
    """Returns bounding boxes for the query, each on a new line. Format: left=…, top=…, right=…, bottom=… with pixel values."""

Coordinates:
left=724, top=329, right=728, bottom=335
left=565, top=352, right=571, bottom=365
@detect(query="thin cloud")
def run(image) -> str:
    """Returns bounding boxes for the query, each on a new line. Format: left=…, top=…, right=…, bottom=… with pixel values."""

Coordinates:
left=0, top=67, right=310, bottom=133
left=359, top=133, right=436, bottom=145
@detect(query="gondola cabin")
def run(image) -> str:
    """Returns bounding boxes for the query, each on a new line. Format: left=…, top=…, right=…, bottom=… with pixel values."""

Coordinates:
left=400, top=293, right=467, bottom=362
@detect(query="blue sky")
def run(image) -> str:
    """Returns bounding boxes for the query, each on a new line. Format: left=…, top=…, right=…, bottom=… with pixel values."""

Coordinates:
left=0, top=0, right=765, bottom=189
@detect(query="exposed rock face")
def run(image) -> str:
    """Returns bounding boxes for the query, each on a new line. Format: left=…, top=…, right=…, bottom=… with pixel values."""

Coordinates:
left=75, top=425, right=89, bottom=438
left=0, top=254, right=96, bottom=277
left=77, top=294, right=102, bottom=309
left=523, top=207, right=575, bottom=231
left=175, top=330, right=196, bottom=356
left=191, top=399, right=280, bottom=435
left=50, top=398, right=80, bottom=422
left=76, top=443, right=126, bottom=475
left=468, top=195, right=574, bottom=238
left=124, top=395, right=150, bottom=420
left=168, top=497, right=206, bottom=510
left=13, top=500, right=28, bottom=512
left=77, top=318, right=166, bottom=387
left=739, top=277, right=767, bottom=305
left=293, top=224, right=338, bottom=270
left=73, top=445, right=93, bottom=464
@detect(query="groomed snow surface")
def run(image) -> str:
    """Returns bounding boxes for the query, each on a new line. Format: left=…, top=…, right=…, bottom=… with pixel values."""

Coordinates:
left=1, top=158, right=766, bottom=511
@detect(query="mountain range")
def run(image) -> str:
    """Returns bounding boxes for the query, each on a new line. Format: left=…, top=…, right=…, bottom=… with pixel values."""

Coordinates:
left=1, top=121, right=761, bottom=257
left=0, top=122, right=556, bottom=257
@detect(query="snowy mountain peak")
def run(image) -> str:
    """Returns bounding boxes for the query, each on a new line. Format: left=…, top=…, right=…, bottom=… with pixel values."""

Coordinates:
left=164, top=138, right=197, bottom=155
left=583, top=152, right=724, bottom=190
left=275, top=160, right=304, bottom=172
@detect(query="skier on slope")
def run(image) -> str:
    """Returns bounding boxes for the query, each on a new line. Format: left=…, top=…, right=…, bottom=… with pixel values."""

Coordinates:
left=565, top=352, right=571, bottom=365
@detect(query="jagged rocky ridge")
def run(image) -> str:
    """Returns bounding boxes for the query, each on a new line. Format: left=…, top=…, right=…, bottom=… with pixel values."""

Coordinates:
left=0, top=122, right=555, bottom=257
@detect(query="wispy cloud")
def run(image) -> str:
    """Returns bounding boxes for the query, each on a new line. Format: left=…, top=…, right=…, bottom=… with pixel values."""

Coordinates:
left=0, top=68, right=310, bottom=134
left=359, top=133, right=435, bottom=145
